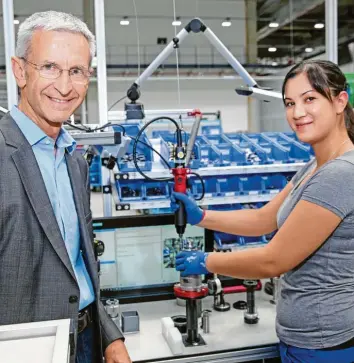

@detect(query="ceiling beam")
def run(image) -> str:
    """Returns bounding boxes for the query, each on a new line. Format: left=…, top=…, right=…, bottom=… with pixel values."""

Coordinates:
left=258, top=0, right=284, bottom=16
left=293, top=24, right=354, bottom=56
left=257, top=0, right=324, bottom=41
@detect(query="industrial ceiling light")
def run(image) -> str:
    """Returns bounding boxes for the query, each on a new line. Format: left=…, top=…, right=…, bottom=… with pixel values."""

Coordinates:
left=268, top=47, right=277, bottom=52
left=120, top=17, right=130, bottom=26
left=172, top=17, right=182, bottom=26
left=305, top=47, right=313, bottom=53
left=269, top=22, right=279, bottom=28
left=314, top=22, right=324, bottom=29
left=222, top=18, right=232, bottom=27
left=13, top=19, right=20, bottom=25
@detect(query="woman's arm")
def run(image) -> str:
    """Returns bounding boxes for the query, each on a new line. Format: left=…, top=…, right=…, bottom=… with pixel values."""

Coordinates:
left=199, top=181, right=294, bottom=236
left=205, top=199, right=342, bottom=279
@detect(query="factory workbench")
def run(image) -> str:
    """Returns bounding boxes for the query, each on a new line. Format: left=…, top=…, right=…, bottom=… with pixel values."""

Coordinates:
left=120, top=289, right=280, bottom=362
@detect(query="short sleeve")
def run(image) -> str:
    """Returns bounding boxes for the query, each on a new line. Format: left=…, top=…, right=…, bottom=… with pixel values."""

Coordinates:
left=301, top=160, right=354, bottom=219
left=291, top=159, right=316, bottom=186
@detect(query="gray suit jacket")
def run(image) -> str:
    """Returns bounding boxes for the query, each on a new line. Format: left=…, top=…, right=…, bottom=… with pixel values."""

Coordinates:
left=0, top=113, right=124, bottom=362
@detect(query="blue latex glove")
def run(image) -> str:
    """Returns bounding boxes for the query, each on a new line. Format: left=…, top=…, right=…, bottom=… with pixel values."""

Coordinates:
left=175, top=250, right=210, bottom=277
left=170, top=192, right=205, bottom=225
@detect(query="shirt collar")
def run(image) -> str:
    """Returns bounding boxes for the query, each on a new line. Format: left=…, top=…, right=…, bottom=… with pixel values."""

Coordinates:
left=57, top=127, right=77, bottom=155
left=10, top=105, right=47, bottom=146
left=10, top=106, right=76, bottom=154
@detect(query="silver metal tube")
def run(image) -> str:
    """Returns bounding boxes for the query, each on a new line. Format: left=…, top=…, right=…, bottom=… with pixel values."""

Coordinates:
left=185, top=113, right=202, bottom=165
left=325, top=0, right=338, bottom=64
left=204, top=28, right=257, bottom=87
left=2, top=0, right=18, bottom=109
left=134, top=28, right=189, bottom=86
left=94, top=0, right=108, bottom=126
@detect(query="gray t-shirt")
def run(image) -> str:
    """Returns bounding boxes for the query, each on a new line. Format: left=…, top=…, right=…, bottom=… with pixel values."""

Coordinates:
left=276, top=150, right=354, bottom=349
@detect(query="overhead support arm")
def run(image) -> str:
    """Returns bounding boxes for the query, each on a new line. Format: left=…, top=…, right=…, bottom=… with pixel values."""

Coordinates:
left=126, top=18, right=258, bottom=105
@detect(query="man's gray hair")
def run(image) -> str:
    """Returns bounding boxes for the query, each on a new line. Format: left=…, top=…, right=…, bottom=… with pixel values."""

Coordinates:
left=16, top=11, right=96, bottom=61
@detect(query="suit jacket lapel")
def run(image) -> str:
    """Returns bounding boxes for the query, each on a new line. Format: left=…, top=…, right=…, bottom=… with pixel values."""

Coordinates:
left=65, top=153, right=98, bottom=292
left=0, top=113, right=77, bottom=282
left=11, top=144, right=77, bottom=282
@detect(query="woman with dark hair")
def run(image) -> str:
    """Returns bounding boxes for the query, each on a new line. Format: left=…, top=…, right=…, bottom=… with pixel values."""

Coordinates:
left=171, top=60, right=354, bottom=362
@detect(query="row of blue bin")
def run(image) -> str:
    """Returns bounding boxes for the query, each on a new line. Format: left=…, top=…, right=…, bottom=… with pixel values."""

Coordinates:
left=154, top=130, right=313, bottom=169
left=88, top=123, right=312, bottom=187
left=115, top=171, right=295, bottom=202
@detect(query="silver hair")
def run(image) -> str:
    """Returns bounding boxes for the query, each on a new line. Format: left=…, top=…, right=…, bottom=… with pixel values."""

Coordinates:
left=16, top=10, right=96, bottom=62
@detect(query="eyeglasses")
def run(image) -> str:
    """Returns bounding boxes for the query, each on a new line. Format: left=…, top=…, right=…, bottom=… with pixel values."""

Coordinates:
left=21, top=58, right=92, bottom=84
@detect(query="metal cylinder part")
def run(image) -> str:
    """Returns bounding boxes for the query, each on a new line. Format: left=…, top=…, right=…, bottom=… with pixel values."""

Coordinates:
left=180, top=275, right=203, bottom=292
left=243, top=280, right=259, bottom=324
left=186, top=299, right=200, bottom=345
left=201, top=310, right=211, bottom=334
left=246, top=289, right=256, bottom=314
left=105, top=298, right=120, bottom=318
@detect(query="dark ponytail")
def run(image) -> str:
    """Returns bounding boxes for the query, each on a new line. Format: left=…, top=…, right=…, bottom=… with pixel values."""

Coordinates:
left=345, top=102, right=354, bottom=143
left=282, top=60, right=354, bottom=143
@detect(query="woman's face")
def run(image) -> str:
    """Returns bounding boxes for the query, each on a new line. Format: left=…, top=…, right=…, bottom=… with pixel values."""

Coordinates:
left=284, top=72, right=338, bottom=144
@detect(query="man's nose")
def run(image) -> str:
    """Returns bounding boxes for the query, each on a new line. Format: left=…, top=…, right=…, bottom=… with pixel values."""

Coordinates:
left=293, top=102, right=307, bottom=119
left=54, top=70, right=73, bottom=95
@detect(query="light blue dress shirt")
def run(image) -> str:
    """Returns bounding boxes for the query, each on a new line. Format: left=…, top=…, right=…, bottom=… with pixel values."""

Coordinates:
left=10, top=106, right=95, bottom=310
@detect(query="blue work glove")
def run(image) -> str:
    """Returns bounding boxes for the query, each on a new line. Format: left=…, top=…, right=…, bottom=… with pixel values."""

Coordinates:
left=170, top=192, right=205, bottom=225
left=175, top=250, right=210, bottom=277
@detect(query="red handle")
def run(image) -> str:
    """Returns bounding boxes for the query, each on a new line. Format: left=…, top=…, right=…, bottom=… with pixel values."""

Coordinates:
left=172, top=168, right=188, bottom=194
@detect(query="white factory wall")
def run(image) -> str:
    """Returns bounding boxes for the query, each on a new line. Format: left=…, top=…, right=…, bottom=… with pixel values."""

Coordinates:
left=87, top=78, right=249, bottom=132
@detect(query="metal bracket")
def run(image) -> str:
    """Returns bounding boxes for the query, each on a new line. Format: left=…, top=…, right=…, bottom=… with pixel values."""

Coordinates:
left=115, top=173, right=130, bottom=181
left=102, top=185, right=112, bottom=194
left=115, top=204, right=131, bottom=211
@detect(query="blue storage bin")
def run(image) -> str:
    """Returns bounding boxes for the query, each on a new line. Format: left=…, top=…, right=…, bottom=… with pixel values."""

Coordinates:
left=208, top=203, right=242, bottom=211
left=214, top=144, right=248, bottom=166
left=238, top=235, right=268, bottom=247
left=117, top=180, right=145, bottom=202
left=204, top=134, right=230, bottom=146
left=202, top=176, right=218, bottom=196
left=224, top=133, right=267, bottom=164
left=239, top=174, right=263, bottom=194
left=201, top=124, right=223, bottom=136
left=261, top=174, right=287, bottom=193
left=215, top=176, right=240, bottom=196
left=278, top=133, right=314, bottom=159
left=241, top=134, right=278, bottom=164
left=282, top=132, right=314, bottom=155
left=145, top=181, right=170, bottom=200
left=188, top=177, right=205, bottom=199
left=115, top=124, right=154, bottom=172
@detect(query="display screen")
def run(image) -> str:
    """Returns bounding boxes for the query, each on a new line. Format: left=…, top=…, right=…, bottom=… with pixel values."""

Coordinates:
left=93, top=215, right=212, bottom=302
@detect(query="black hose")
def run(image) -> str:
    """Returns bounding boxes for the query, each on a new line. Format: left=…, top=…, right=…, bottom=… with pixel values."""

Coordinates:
left=189, top=172, right=205, bottom=200
left=132, top=117, right=181, bottom=181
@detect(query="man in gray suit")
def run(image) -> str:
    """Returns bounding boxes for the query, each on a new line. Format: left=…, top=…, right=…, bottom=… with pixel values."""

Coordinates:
left=0, top=11, right=131, bottom=363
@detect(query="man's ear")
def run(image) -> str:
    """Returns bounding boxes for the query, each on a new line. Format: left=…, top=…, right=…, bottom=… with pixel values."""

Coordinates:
left=11, top=56, right=27, bottom=88
left=335, top=90, right=349, bottom=115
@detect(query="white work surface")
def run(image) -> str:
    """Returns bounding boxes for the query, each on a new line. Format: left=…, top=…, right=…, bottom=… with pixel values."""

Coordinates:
left=120, top=290, right=279, bottom=362
left=0, top=319, right=71, bottom=363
